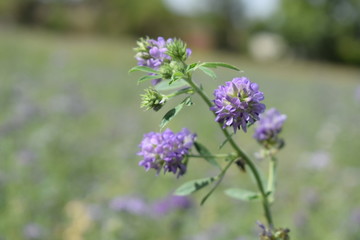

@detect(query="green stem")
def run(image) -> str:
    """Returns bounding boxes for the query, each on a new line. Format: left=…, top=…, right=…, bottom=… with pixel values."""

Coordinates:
left=166, top=87, right=193, bottom=98
left=201, top=155, right=238, bottom=205
left=185, top=74, right=274, bottom=228
left=267, top=155, right=277, bottom=203
left=188, top=154, right=230, bottom=158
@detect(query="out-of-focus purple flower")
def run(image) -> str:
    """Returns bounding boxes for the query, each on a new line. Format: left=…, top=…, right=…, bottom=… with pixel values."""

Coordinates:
left=137, top=128, right=196, bottom=177
left=152, top=195, right=192, bottom=216
left=109, top=196, right=148, bottom=215
left=210, top=77, right=265, bottom=133
left=23, top=223, right=43, bottom=239
left=355, top=85, right=360, bottom=103
left=350, top=207, right=360, bottom=226
left=253, top=108, right=286, bottom=148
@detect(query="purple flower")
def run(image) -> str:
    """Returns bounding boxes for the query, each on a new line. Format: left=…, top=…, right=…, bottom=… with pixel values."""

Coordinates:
left=137, top=128, right=196, bottom=177
left=210, top=77, right=266, bottom=133
left=23, top=223, right=43, bottom=239
left=135, top=37, right=172, bottom=69
left=109, top=196, right=148, bottom=215
left=135, top=37, right=192, bottom=85
left=152, top=195, right=192, bottom=216
left=253, top=108, right=286, bottom=148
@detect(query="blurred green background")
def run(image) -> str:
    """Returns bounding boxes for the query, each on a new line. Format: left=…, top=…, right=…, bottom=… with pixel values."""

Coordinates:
left=0, top=0, right=360, bottom=239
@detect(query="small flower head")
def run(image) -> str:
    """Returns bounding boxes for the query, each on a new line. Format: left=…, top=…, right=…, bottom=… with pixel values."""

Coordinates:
left=140, top=88, right=167, bottom=111
left=253, top=108, right=286, bottom=149
left=210, top=77, right=266, bottom=133
left=135, top=37, right=172, bottom=69
left=134, top=37, right=191, bottom=84
left=137, top=128, right=196, bottom=177
left=257, top=222, right=290, bottom=240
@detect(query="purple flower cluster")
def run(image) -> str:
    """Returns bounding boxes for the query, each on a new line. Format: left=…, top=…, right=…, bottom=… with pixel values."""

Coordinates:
left=138, top=128, right=196, bottom=177
left=109, top=196, right=148, bottom=215
left=253, top=108, right=286, bottom=147
left=152, top=195, right=192, bottom=216
left=109, top=195, right=192, bottom=217
left=136, top=37, right=173, bottom=70
left=210, top=77, right=266, bottom=133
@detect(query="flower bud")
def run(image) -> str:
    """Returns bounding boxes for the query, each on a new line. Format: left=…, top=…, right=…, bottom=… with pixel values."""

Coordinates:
left=166, top=39, right=192, bottom=62
left=257, top=222, right=290, bottom=240
left=140, top=88, right=167, bottom=111
left=159, top=61, right=184, bottom=80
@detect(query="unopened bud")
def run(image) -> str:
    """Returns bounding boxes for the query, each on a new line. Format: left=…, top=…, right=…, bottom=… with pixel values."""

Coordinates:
left=140, top=88, right=167, bottom=111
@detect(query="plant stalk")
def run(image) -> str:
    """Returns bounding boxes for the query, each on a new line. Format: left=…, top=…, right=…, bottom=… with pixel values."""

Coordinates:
left=185, top=75, right=274, bottom=228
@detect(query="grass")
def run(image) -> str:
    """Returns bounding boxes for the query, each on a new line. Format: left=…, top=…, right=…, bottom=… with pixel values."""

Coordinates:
left=0, top=27, right=360, bottom=240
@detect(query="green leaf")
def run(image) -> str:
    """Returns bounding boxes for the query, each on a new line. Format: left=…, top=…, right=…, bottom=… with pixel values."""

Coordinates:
left=199, top=66, right=216, bottom=79
left=159, top=97, right=192, bottom=130
left=155, top=79, right=189, bottom=91
left=170, top=71, right=185, bottom=84
left=194, top=142, right=221, bottom=169
left=174, top=177, right=217, bottom=196
left=201, top=62, right=240, bottom=71
left=224, top=188, right=260, bottom=201
left=137, top=74, right=162, bottom=84
left=186, top=62, right=200, bottom=72
left=129, top=66, right=159, bottom=74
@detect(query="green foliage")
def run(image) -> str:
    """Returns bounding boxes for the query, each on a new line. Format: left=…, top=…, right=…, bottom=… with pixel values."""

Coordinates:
left=199, top=66, right=217, bottom=79
left=159, top=97, right=193, bottom=130
left=201, top=62, right=241, bottom=71
left=273, top=0, right=360, bottom=64
left=174, top=177, right=217, bottom=196
left=194, top=142, right=221, bottom=169
left=196, top=62, right=241, bottom=79
left=129, top=66, right=159, bottom=75
left=155, top=79, right=189, bottom=91
left=224, top=188, right=260, bottom=201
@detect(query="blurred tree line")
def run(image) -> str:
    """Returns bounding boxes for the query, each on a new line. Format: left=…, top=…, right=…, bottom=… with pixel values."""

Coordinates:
left=272, top=0, right=360, bottom=64
left=0, top=0, right=359, bottom=65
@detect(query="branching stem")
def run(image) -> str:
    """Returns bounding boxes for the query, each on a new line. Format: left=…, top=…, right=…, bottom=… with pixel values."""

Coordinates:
left=185, top=74, right=274, bottom=228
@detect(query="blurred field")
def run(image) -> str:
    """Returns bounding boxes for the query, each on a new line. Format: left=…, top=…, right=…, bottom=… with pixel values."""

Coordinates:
left=0, top=28, right=360, bottom=240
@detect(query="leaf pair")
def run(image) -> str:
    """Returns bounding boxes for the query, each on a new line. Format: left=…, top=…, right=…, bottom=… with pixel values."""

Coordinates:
left=129, top=66, right=162, bottom=84
left=193, top=62, right=241, bottom=79
left=174, top=178, right=260, bottom=203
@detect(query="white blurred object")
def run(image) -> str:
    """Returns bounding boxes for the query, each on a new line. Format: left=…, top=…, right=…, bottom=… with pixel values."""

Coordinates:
left=248, top=32, right=287, bottom=62
left=163, top=0, right=210, bottom=16
left=164, top=0, right=279, bottom=19
left=301, top=150, right=332, bottom=170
